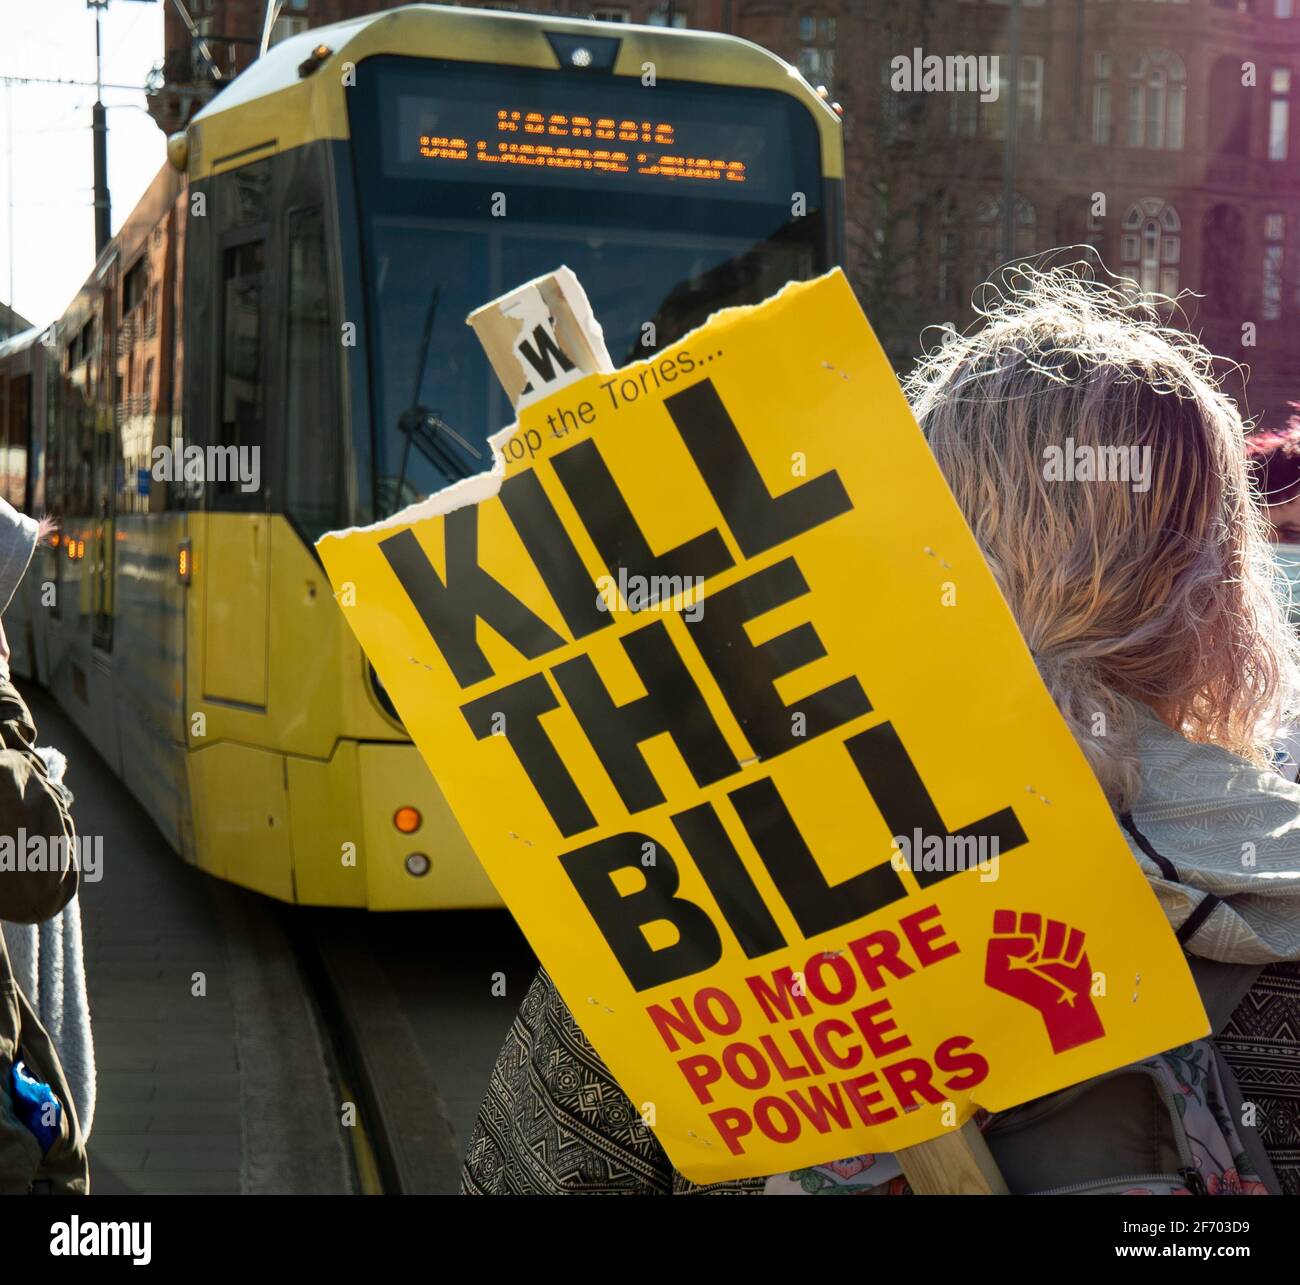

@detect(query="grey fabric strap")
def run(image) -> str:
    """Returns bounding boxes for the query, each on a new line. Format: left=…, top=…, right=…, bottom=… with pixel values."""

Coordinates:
left=1187, top=955, right=1264, bottom=1033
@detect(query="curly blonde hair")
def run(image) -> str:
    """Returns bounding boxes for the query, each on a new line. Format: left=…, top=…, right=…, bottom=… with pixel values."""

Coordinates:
left=905, top=262, right=1300, bottom=809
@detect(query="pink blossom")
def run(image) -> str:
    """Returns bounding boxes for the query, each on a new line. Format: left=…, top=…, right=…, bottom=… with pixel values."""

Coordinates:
left=827, top=1155, right=875, bottom=1179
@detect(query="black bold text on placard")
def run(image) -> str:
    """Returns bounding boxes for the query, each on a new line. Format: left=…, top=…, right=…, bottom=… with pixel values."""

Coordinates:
left=687, top=557, right=872, bottom=760
left=551, top=619, right=739, bottom=814
left=380, top=514, right=566, bottom=688
left=843, top=721, right=1028, bottom=887
left=551, top=437, right=734, bottom=592
left=499, top=469, right=610, bottom=640
left=664, top=378, right=853, bottom=557
left=460, top=673, right=597, bottom=838
left=559, top=832, right=724, bottom=991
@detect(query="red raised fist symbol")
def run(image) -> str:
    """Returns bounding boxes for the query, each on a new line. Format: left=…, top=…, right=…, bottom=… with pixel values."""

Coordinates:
left=984, top=910, right=1105, bottom=1054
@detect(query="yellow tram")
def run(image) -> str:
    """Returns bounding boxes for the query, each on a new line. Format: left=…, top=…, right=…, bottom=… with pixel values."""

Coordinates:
left=0, top=4, right=844, bottom=908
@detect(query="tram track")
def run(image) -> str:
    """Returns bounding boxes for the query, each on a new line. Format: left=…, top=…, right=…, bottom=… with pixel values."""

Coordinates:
left=278, top=905, right=465, bottom=1196
left=278, top=907, right=396, bottom=1194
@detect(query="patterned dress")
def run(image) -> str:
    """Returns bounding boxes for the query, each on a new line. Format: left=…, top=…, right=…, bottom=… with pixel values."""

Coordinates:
left=1216, top=962, right=1300, bottom=1195
left=460, top=965, right=1293, bottom=1195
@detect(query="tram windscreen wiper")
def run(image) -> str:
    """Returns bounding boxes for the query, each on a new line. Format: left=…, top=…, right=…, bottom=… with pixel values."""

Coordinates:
left=396, top=404, right=482, bottom=486
left=389, top=284, right=483, bottom=500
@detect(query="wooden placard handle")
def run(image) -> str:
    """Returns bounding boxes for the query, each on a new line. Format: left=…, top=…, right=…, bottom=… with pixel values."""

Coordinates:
left=895, top=1119, right=1009, bottom=1195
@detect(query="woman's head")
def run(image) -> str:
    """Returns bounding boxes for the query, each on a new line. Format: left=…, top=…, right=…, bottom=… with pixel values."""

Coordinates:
left=906, top=264, right=1300, bottom=808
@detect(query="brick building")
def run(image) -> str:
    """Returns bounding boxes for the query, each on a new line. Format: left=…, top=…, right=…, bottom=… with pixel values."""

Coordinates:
left=146, top=0, right=1300, bottom=426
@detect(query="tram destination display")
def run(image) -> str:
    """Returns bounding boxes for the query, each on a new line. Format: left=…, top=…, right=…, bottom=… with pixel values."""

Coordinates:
left=377, top=61, right=810, bottom=202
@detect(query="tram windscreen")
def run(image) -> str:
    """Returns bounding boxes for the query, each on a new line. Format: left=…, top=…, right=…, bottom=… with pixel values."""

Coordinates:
left=348, top=56, right=828, bottom=518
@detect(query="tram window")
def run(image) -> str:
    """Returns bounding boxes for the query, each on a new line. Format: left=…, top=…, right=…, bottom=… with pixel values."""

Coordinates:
left=217, top=238, right=266, bottom=508
left=284, top=207, right=341, bottom=539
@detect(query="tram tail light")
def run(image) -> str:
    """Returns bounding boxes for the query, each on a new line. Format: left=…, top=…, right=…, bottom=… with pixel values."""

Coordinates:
left=177, top=539, right=191, bottom=585
left=393, top=806, right=422, bottom=834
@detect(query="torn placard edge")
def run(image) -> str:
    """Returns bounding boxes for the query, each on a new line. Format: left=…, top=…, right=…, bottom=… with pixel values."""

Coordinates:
left=316, top=266, right=843, bottom=544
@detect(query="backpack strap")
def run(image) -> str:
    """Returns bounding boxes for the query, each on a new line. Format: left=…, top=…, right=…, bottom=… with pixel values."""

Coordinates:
left=1118, top=811, right=1229, bottom=956
left=1119, top=810, right=1263, bottom=1025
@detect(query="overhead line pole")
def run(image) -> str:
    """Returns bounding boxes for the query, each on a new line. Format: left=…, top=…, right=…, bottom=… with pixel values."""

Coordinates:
left=89, top=0, right=112, bottom=257
left=6, top=83, right=12, bottom=317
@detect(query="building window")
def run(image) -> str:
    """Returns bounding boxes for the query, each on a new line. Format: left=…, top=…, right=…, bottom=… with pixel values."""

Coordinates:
left=270, top=15, right=309, bottom=45
left=1270, top=68, right=1292, bottom=159
left=1263, top=212, right=1285, bottom=319
left=950, top=88, right=977, bottom=139
left=648, top=4, right=688, bottom=25
left=1087, top=201, right=1107, bottom=256
left=1019, top=55, right=1044, bottom=140
left=951, top=56, right=1044, bottom=141
left=1127, top=51, right=1186, bottom=149
left=591, top=6, right=631, bottom=20
left=1093, top=53, right=1112, bottom=144
left=798, top=15, right=836, bottom=91
left=1277, top=0, right=1294, bottom=15
left=938, top=197, right=960, bottom=304
left=1203, top=204, right=1244, bottom=315
left=1121, top=199, right=1180, bottom=295
left=882, top=57, right=925, bottom=143
left=974, top=194, right=1037, bottom=283
left=122, top=257, right=147, bottom=317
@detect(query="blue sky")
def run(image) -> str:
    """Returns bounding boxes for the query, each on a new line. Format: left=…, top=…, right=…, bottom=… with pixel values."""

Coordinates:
left=0, top=0, right=166, bottom=326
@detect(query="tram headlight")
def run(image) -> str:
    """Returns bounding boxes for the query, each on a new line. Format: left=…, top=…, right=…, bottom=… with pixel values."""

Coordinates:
left=404, top=853, right=431, bottom=878
left=544, top=31, right=619, bottom=72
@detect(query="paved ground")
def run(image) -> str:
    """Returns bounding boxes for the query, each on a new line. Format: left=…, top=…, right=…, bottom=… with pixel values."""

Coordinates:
left=25, top=687, right=352, bottom=1195
left=347, top=908, right=537, bottom=1164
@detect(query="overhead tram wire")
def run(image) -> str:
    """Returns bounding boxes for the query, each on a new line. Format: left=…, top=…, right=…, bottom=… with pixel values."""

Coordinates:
left=0, top=74, right=146, bottom=91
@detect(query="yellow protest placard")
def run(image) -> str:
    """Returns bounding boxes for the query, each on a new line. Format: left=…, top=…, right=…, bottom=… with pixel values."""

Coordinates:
left=317, top=268, right=1207, bottom=1183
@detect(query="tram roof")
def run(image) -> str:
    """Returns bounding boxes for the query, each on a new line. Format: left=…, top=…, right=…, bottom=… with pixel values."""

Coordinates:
left=184, top=3, right=842, bottom=180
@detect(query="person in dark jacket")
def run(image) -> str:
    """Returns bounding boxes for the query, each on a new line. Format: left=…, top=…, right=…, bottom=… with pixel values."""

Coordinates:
left=462, top=266, right=1300, bottom=1196
left=0, top=501, right=88, bottom=1194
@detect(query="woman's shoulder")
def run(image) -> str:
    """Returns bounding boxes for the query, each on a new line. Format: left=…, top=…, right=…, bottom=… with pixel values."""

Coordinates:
left=1131, top=709, right=1300, bottom=835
